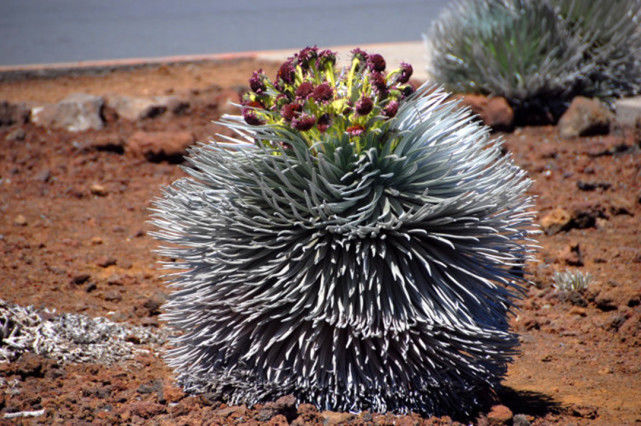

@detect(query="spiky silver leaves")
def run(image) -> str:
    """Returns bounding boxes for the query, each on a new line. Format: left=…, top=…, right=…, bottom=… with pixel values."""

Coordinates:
left=428, top=0, right=641, bottom=107
left=151, top=85, right=537, bottom=416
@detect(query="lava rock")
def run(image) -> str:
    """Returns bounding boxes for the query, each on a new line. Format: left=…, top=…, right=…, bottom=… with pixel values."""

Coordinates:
left=321, top=411, right=356, bottom=425
left=459, top=94, right=514, bottom=131
left=90, top=184, right=109, bottom=196
left=558, top=97, right=613, bottom=138
left=0, top=101, right=30, bottom=126
left=31, top=93, right=104, bottom=132
left=13, top=214, right=28, bottom=226
left=5, top=127, right=26, bottom=141
left=142, top=292, right=166, bottom=316
left=71, top=274, right=91, bottom=285
left=512, top=413, right=531, bottom=426
left=577, top=181, right=611, bottom=191
left=127, top=130, right=194, bottom=162
left=486, top=404, right=513, bottom=425
left=96, top=257, right=117, bottom=268
left=540, top=208, right=571, bottom=235
left=106, top=95, right=172, bottom=121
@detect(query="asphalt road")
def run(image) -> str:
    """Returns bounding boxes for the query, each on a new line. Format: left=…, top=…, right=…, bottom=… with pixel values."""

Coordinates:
left=0, top=0, right=447, bottom=66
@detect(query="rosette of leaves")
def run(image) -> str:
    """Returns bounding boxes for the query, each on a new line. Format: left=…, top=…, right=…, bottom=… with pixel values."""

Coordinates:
left=554, top=0, right=641, bottom=100
left=152, top=47, right=537, bottom=416
left=428, top=0, right=587, bottom=116
left=428, top=0, right=641, bottom=119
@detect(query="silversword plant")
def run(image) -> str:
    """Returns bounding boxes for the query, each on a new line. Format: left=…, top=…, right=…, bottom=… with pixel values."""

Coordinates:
left=152, top=47, right=537, bottom=416
left=553, top=270, right=593, bottom=293
left=427, top=0, right=641, bottom=118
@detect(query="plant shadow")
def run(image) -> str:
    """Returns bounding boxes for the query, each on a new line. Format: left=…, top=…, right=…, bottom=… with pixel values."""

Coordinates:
left=496, top=386, right=561, bottom=418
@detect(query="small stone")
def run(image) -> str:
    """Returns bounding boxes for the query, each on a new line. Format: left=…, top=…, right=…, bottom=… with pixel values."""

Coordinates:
left=595, top=292, right=618, bottom=312
left=90, top=184, right=108, bottom=196
left=106, top=274, right=124, bottom=286
left=105, top=94, right=168, bottom=121
left=36, top=169, right=51, bottom=183
left=103, top=290, right=122, bottom=302
left=126, top=401, right=166, bottom=419
left=85, top=282, right=97, bottom=293
left=569, top=306, right=587, bottom=316
left=540, top=208, right=572, bottom=234
left=608, top=195, right=634, bottom=216
left=31, top=93, right=104, bottom=132
left=0, top=101, right=30, bottom=126
left=297, top=403, right=318, bottom=416
left=459, top=94, right=514, bottom=131
left=142, top=292, right=166, bottom=316
left=90, top=236, right=103, bottom=245
left=127, top=130, right=194, bottom=162
left=321, top=411, right=355, bottom=425
left=71, top=274, right=91, bottom=285
left=577, top=181, right=611, bottom=191
left=13, top=214, right=27, bottom=226
left=96, top=257, right=117, bottom=268
left=5, top=127, right=26, bottom=141
left=487, top=404, right=513, bottom=425
left=512, top=414, right=531, bottom=426
left=268, top=414, right=289, bottom=425
left=558, top=97, right=613, bottom=138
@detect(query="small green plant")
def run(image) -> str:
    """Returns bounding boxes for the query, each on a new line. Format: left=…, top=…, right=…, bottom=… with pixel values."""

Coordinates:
left=552, top=270, right=593, bottom=293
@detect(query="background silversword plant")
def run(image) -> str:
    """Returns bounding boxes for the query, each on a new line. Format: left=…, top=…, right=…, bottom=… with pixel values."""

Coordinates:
left=152, top=48, right=538, bottom=416
left=427, top=0, right=641, bottom=120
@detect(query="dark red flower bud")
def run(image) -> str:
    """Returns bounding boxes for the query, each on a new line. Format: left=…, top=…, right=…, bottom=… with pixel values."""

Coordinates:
left=249, top=69, right=266, bottom=93
left=317, top=49, right=337, bottom=68
left=296, top=46, right=319, bottom=69
left=351, top=48, right=369, bottom=63
left=243, top=100, right=264, bottom=109
left=317, top=113, right=331, bottom=133
left=312, top=83, right=333, bottom=102
left=277, top=60, right=295, bottom=84
left=368, top=54, right=386, bottom=72
left=355, top=96, right=373, bottom=115
left=295, top=81, right=314, bottom=99
left=346, top=125, right=365, bottom=136
left=401, top=85, right=415, bottom=98
left=398, top=62, right=413, bottom=84
left=383, top=100, right=399, bottom=118
left=343, top=106, right=353, bottom=116
left=280, top=103, right=302, bottom=121
left=242, top=109, right=264, bottom=126
left=370, top=72, right=388, bottom=97
left=292, top=113, right=316, bottom=131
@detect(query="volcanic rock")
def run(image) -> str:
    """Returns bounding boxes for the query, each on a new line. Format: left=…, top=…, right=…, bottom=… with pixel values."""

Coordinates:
left=459, top=94, right=514, bottom=131
left=127, top=130, right=194, bottom=162
left=31, top=93, right=104, bottom=132
left=558, top=97, right=613, bottom=138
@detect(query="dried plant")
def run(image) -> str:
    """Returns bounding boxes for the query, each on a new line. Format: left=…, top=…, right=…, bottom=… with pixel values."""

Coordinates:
left=152, top=48, right=537, bottom=416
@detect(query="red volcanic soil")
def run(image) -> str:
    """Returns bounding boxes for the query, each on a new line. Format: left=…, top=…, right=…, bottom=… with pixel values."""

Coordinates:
left=1, top=59, right=640, bottom=424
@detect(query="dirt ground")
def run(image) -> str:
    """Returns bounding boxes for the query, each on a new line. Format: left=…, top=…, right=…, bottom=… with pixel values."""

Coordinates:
left=1, top=59, right=640, bottom=425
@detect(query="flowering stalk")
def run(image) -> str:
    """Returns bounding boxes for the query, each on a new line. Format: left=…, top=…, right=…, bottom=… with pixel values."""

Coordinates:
left=240, top=46, right=414, bottom=153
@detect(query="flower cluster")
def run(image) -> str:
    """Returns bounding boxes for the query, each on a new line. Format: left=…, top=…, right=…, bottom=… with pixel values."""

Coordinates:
left=240, top=46, right=414, bottom=150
